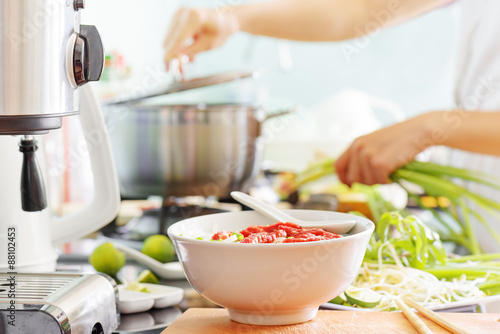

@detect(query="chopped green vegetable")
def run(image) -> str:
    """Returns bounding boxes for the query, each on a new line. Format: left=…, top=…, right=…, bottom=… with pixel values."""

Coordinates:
left=364, top=212, right=446, bottom=270
left=231, top=232, right=244, bottom=241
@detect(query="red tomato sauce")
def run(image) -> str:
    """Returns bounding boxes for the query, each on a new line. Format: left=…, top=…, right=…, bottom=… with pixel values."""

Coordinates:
left=211, top=222, right=342, bottom=244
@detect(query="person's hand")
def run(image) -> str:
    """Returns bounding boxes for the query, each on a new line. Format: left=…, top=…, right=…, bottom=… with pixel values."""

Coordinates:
left=163, top=7, right=239, bottom=68
left=334, top=112, right=435, bottom=186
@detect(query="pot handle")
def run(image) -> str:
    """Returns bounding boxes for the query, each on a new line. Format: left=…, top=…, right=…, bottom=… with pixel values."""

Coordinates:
left=263, top=107, right=296, bottom=122
left=51, top=85, right=120, bottom=246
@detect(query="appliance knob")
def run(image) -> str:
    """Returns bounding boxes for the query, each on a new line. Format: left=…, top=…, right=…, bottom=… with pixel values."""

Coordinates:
left=74, top=0, right=85, bottom=10
left=73, top=25, right=104, bottom=86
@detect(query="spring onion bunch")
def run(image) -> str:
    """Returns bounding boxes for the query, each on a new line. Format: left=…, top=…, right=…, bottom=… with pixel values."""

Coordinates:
left=275, top=158, right=500, bottom=254
left=393, top=161, right=500, bottom=254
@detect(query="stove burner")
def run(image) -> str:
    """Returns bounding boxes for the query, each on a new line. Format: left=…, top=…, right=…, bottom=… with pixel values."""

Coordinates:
left=102, top=203, right=228, bottom=242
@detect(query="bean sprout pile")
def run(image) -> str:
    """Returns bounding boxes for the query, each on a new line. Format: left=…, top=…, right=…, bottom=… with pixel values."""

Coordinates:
left=351, top=241, right=486, bottom=311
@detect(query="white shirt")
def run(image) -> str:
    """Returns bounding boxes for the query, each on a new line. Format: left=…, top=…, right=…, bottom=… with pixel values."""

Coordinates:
left=446, top=0, right=500, bottom=252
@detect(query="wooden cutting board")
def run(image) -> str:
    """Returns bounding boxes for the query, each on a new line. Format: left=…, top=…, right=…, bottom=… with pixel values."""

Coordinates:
left=162, top=308, right=500, bottom=333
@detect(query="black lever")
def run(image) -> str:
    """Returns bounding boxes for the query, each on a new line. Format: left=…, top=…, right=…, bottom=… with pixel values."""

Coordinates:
left=19, top=137, right=47, bottom=212
left=80, top=25, right=104, bottom=82
left=73, top=25, right=104, bottom=86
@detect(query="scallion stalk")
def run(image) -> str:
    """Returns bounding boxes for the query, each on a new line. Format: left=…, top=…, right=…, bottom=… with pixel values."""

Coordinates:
left=276, top=157, right=500, bottom=254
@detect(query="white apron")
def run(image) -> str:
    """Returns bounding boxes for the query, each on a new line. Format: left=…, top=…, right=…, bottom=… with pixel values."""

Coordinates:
left=446, top=0, right=500, bottom=252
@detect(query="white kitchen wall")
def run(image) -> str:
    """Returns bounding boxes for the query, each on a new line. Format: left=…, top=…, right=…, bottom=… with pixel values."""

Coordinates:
left=82, top=0, right=178, bottom=79
left=82, top=0, right=460, bottom=170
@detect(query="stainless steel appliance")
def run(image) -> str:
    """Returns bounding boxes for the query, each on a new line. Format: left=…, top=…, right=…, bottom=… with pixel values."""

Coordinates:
left=0, top=273, right=119, bottom=334
left=0, top=0, right=119, bottom=272
left=0, top=1, right=120, bottom=332
left=0, top=0, right=106, bottom=206
left=0, top=0, right=104, bottom=135
left=104, top=103, right=290, bottom=199
left=0, top=0, right=110, bottom=211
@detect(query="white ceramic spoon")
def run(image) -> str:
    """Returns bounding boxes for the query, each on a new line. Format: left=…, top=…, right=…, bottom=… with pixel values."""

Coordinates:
left=113, top=243, right=185, bottom=280
left=230, top=191, right=356, bottom=234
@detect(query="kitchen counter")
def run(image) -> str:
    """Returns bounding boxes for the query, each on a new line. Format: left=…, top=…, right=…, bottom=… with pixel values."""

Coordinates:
left=163, top=308, right=500, bottom=333
left=57, top=238, right=500, bottom=333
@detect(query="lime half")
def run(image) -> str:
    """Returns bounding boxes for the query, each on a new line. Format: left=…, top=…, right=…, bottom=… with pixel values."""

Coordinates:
left=125, top=282, right=150, bottom=293
left=329, top=293, right=347, bottom=305
left=344, top=287, right=382, bottom=308
left=137, top=269, right=159, bottom=284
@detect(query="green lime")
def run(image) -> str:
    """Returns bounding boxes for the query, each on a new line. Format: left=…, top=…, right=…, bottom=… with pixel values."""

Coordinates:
left=125, top=282, right=150, bottom=293
left=89, top=242, right=125, bottom=277
left=141, top=235, right=175, bottom=263
left=329, top=293, right=346, bottom=305
left=344, top=287, right=382, bottom=308
left=137, top=269, right=159, bottom=284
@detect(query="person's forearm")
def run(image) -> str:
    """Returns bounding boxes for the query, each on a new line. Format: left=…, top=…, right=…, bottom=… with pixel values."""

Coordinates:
left=232, top=0, right=450, bottom=41
left=424, top=110, right=500, bottom=156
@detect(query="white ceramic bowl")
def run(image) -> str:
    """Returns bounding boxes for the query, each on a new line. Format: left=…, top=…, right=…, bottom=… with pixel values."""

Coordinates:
left=167, top=210, right=374, bottom=325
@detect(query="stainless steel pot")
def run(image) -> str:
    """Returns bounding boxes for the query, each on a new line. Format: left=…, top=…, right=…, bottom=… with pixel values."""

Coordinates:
left=103, top=103, right=289, bottom=199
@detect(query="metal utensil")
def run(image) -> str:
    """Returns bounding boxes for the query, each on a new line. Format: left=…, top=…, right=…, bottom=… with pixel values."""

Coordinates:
left=230, top=191, right=356, bottom=234
left=109, top=70, right=259, bottom=105
left=113, top=243, right=185, bottom=280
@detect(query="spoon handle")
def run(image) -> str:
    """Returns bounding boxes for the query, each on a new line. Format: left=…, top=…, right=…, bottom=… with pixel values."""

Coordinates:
left=114, top=243, right=163, bottom=268
left=230, top=191, right=297, bottom=223
left=113, top=243, right=186, bottom=280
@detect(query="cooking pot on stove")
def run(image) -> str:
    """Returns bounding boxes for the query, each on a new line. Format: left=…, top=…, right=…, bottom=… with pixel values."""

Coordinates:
left=103, top=71, right=293, bottom=199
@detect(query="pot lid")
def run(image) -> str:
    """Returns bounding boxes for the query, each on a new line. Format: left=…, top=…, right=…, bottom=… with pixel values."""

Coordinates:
left=108, top=70, right=259, bottom=105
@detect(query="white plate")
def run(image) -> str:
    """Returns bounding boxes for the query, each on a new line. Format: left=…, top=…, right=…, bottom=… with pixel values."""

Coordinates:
left=118, top=283, right=184, bottom=314
left=321, top=294, right=500, bottom=313
left=118, top=307, right=183, bottom=331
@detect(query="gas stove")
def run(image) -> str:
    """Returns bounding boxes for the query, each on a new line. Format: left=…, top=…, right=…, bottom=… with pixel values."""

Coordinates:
left=102, top=196, right=241, bottom=243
